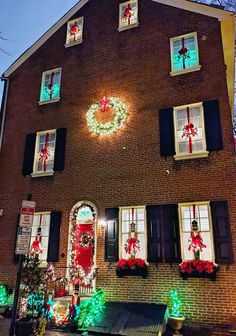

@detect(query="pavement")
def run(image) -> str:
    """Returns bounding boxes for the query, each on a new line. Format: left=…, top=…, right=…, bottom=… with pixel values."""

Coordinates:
left=0, top=317, right=79, bottom=336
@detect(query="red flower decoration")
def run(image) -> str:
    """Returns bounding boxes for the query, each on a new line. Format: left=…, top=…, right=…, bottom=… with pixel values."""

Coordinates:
left=179, top=260, right=217, bottom=274
left=116, top=258, right=147, bottom=270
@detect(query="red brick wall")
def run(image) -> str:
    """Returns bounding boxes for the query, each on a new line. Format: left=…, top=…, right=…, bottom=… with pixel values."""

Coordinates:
left=0, top=0, right=235, bottom=333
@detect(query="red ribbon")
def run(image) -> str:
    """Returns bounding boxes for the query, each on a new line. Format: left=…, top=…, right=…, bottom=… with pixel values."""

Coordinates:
left=100, top=96, right=110, bottom=112
left=124, top=4, right=132, bottom=25
left=70, top=22, right=80, bottom=42
left=182, top=107, right=198, bottom=153
left=47, top=72, right=54, bottom=99
left=178, top=38, right=189, bottom=69
left=40, top=133, right=50, bottom=172
left=193, top=204, right=196, bottom=219
left=125, top=237, right=139, bottom=255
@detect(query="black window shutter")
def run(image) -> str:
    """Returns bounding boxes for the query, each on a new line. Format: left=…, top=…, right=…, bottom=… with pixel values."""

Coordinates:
left=203, top=100, right=223, bottom=152
left=147, top=205, right=162, bottom=262
left=211, top=201, right=233, bottom=264
left=22, top=133, right=36, bottom=176
left=162, top=204, right=181, bottom=263
left=159, top=108, right=175, bottom=157
left=13, top=215, right=20, bottom=263
left=53, top=128, right=67, bottom=172
left=105, top=208, right=119, bottom=262
left=47, top=211, right=62, bottom=262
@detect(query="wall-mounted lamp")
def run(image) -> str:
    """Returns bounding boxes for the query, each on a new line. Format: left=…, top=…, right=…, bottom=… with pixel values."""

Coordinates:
left=0, top=209, right=3, bottom=216
left=98, top=219, right=107, bottom=228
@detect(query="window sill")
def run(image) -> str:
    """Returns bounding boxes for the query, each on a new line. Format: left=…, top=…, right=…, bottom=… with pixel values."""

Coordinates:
left=64, top=39, right=83, bottom=48
left=38, top=97, right=60, bottom=105
left=174, top=151, right=209, bottom=161
left=170, top=65, right=201, bottom=77
left=180, top=268, right=218, bottom=281
left=118, top=22, right=139, bottom=32
left=31, top=171, right=54, bottom=178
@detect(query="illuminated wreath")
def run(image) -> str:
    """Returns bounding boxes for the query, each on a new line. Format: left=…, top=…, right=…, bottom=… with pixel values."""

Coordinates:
left=86, top=96, right=128, bottom=135
left=79, top=232, right=94, bottom=248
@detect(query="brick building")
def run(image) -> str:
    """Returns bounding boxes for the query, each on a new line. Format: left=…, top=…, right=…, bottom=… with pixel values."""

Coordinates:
left=0, top=0, right=235, bottom=334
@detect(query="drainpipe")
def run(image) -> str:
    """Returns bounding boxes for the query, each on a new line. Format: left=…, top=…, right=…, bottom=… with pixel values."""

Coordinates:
left=0, top=76, right=9, bottom=152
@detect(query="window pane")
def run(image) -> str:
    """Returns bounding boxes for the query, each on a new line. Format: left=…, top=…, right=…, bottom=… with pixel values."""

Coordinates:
left=180, top=204, right=214, bottom=261
left=66, top=18, right=83, bottom=45
left=120, top=1, right=138, bottom=28
left=172, top=34, right=199, bottom=72
left=35, top=131, right=56, bottom=174
left=30, top=214, right=50, bottom=261
left=40, top=70, right=61, bottom=102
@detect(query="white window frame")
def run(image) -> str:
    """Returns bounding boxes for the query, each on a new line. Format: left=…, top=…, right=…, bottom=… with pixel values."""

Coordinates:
left=119, top=205, right=147, bottom=260
left=30, top=211, right=51, bottom=266
left=38, top=68, right=62, bottom=105
left=178, top=202, right=215, bottom=262
left=118, top=0, right=139, bottom=32
left=32, top=129, right=56, bottom=178
left=173, top=102, right=209, bottom=160
left=170, top=32, right=201, bottom=76
left=65, top=17, right=84, bottom=48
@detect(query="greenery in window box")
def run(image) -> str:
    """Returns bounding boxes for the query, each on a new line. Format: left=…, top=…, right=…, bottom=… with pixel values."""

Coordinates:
left=116, top=258, right=148, bottom=278
left=179, top=260, right=219, bottom=280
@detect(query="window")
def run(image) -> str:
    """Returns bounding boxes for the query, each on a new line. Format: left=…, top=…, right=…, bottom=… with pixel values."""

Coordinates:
left=39, top=68, right=61, bottom=104
left=65, top=17, right=83, bottom=47
left=30, top=213, right=50, bottom=262
left=119, top=206, right=146, bottom=259
left=170, top=32, right=201, bottom=76
left=119, top=0, right=139, bottom=32
left=179, top=202, right=214, bottom=262
left=174, top=103, right=208, bottom=160
left=32, top=130, right=56, bottom=176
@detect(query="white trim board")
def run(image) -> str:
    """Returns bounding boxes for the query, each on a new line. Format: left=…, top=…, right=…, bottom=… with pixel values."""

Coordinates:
left=3, top=0, right=233, bottom=78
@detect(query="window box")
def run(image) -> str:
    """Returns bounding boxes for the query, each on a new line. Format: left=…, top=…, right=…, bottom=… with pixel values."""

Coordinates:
left=116, top=266, right=148, bottom=278
left=179, top=260, right=219, bottom=281
left=116, top=258, right=148, bottom=278
left=118, top=0, right=139, bottom=32
left=170, top=32, right=200, bottom=76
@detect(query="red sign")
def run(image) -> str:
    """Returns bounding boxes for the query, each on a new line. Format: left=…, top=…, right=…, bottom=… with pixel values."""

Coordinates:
left=19, top=200, right=36, bottom=228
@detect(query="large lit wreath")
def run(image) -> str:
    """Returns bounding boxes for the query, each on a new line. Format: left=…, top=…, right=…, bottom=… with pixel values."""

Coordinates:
left=86, top=96, right=128, bottom=135
left=79, top=232, right=94, bottom=248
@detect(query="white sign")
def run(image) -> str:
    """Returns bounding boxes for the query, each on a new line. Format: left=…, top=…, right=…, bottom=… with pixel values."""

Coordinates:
left=19, top=200, right=36, bottom=228
left=15, top=227, right=32, bottom=255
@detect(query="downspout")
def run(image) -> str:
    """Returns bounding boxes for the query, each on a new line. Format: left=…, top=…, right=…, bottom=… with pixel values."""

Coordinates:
left=0, top=76, right=9, bottom=152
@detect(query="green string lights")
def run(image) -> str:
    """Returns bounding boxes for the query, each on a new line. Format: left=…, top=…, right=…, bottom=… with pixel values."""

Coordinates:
left=79, top=288, right=105, bottom=329
left=169, top=290, right=183, bottom=317
left=0, top=285, right=8, bottom=305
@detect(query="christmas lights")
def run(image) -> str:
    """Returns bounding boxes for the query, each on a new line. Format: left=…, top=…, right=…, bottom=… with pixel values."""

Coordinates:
left=0, top=285, right=8, bottom=305
left=86, top=96, right=128, bottom=135
left=169, top=290, right=183, bottom=317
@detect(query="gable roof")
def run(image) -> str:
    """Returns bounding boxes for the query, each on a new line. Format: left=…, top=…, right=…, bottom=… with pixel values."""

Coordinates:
left=3, top=0, right=234, bottom=78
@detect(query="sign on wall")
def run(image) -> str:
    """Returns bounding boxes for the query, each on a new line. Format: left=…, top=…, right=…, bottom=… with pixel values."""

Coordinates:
left=19, top=200, right=36, bottom=228
left=15, top=227, right=32, bottom=255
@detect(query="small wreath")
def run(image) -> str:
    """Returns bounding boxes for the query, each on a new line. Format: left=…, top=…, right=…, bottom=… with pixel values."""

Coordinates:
left=86, top=96, right=128, bottom=135
left=79, top=232, right=94, bottom=248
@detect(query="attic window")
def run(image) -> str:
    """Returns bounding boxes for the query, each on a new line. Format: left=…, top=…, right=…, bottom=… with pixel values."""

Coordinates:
left=170, top=32, right=201, bottom=76
left=65, top=17, right=83, bottom=47
left=38, top=68, right=61, bottom=105
left=118, top=0, right=139, bottom=32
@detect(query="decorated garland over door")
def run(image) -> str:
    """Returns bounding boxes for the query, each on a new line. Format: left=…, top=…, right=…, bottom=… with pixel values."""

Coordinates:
left=86, top=96, right=128, bottom=135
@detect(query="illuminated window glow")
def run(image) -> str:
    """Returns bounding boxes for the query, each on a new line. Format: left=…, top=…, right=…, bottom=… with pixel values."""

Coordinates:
left=119, top=0, right=138, bottom=31
left=120, top=206, right=146, bottom=260
left=30, top=213, right=50, bottom=261
left=170, top=33, right=200, bottom=74
left=39, top=68, right=61, bottom=103
left=33, top=130, right=56, bottom=176
left=179, top=202, right=214, bottom=261
left=65, top=17, right=83, bottom=47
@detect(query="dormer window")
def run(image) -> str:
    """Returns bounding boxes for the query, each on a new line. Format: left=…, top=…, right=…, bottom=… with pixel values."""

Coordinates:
left=65, top=17, right=83, bottom=47
left=119, top=0, right=139, bottom=32
left=39, top=68, right=62, bottom=105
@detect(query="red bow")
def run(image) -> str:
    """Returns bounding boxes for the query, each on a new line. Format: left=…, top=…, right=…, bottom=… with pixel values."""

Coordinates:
left=100, top=96, right=110, bottom=112
left=125, top=237, right=139, bottom=255
left=188, top=232, right=206, bottom=252
left=70, top=22, right=80, bottom=42
left=39, top=133, right=50, bottom=172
